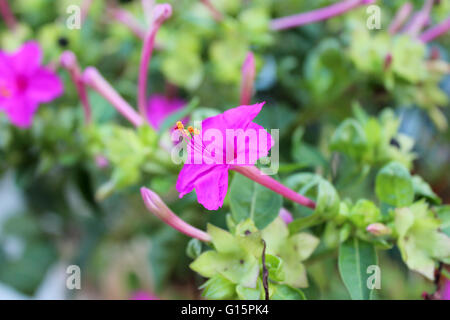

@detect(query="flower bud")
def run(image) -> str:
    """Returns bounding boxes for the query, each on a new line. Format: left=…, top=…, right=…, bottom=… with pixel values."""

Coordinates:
left=366, top=223, right=392, bottom=236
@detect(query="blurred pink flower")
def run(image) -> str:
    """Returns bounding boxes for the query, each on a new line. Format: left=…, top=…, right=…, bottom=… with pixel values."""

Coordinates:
left=176, top=102, right=274, bottom=210
left=0, top=41, right=63, bottom=128
left=147, top=94, right=185, bottom=130
left=442, top=279, right=450, bottom=300
left=131, top=290, right=159, bottom=300
left=240, top=52, right=255, bottom=105
left=279, top=208, right=293, bottom=224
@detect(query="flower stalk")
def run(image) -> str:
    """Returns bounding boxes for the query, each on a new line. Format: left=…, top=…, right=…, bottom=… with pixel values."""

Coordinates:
left=141, top=187, right=211, bottom=242
left=0, top=0, right=16, bottom=30
left=388, top=2, right=413, bottom=34
left=81, top=0, right=94, bottom=23
left=419, top=17, right=450, bottom=43
left=138, top=4, right=172, bottom=120
left=200, top=0, right=223, bottom=22
left=231, top=165, right=316, bottom=209
left=403, top=0, right=434, bottom=37
left=108, top=7, right=146, bottom=40
left=270, top=0, right=375, bottom=31
left=60, top=51, right=92, bottom=124
left=82, top=67, right=144, bottom=127
left=240, top=52, right=256, bottom=105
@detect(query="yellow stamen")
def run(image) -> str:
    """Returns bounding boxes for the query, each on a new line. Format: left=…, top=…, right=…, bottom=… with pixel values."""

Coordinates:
left=187, top=126, right=194, bottom=133
left=176, top=121, right=184, bottom=130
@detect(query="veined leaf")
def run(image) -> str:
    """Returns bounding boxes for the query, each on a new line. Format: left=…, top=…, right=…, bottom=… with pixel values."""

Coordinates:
left=338, top=237, right=378, bottom=300
left=229, top=173, right=282, bottom=229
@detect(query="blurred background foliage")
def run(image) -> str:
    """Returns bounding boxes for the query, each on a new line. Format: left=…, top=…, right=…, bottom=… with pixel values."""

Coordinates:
left=0, top=0, right=448, bottom=299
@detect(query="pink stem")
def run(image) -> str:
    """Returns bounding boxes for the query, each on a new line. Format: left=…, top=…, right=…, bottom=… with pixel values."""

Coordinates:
left=0, top=0, right=16, bottom=30
left=388, top=2, right=413, bottom=34
left=108, top=8, right=146, bottom=40
left=200, top=0, right=223, bottom=22
left=384, top=53, right=393, bottom=71
left=240, top=52, right=256, bottom=105
left=231, top=165, right=316, bottom=209
left=81, top=0, right=94, bottom=23
left=141, top=187, right=211, bottom=242
left=270, top=0, right=375, bottom=31
left=60, top=51, right=92, bottom=124
left=82, top=67, right=144, bottom=127
left=138, top=4, right=172, bottom=120
left=403, top=0, right=434, bottom=36
left=419, top=17, right=450, bottom=42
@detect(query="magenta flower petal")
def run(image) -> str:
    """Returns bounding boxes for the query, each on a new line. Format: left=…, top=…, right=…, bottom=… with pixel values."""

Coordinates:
left=176, top=102, right=272, bottom=210
left=193, top=165, right=229, bottom=210
left=3, top=97, right=38, bottom=128
left=234, top=121, right=274, bottom=165
left=177, top=163, right=229, bottom=210
left=0, top=53, right=13, bottom=79
left=146, top=94, right=185, bottom=129
left=202, top=102, right=265, bottom=133
left=0, top=42, right=63, bottom=128
left=11, top=41, right=42, bottom=76
left=27, top=68, right=64, bottom=103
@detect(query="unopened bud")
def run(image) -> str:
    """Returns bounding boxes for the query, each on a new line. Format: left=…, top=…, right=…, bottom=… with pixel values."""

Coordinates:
left=366, top=223, right=391, bottom=236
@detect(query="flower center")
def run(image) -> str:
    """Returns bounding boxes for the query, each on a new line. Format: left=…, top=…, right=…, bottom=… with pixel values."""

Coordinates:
left=15, top=75, right=28, bottom=93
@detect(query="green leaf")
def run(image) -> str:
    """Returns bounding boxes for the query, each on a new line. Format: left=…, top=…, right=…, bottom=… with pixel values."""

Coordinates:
left=200, top=275, right=236, bottom=300
left=330, top=119, right=368, bottom=159
left=348, top=199, right=381, bottom=229
left=271, top=284, right=306, bottom=300
left=236, top=284, right=262, bottom=300
left=338, top=237, right=378, bottom=300
left=207, top=224, right=241, bottom=254
left=395, top=202, right=450, bottom=279
left=264, top=254, right=285, bottom=282
left=287, top=174, right=340, bottom=233
left=186, top=239, right=202, bottom=259
left=189, top=250, right=233, bottom=278
left=229, top=173, right=282, bottom=229
left=437, top=206, right=450, bottom=237
left=375, top=161, right=414, bottom=207
left=412, top=175, right=441, bottom=205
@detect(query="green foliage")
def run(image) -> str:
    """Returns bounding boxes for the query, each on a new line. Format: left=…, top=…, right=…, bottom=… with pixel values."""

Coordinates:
left=228, top=173, right=282, bottom=229
left=331, top=108, right=415, bottom=168
left=394, top=201, right=450, bottom=280
left=190, top=219, right=309, bottom=299
left=286, top=173, right=340, bottom=233
left=375, top=161, right=414, bottom=207
left=338, top=237, right=378, bottom=300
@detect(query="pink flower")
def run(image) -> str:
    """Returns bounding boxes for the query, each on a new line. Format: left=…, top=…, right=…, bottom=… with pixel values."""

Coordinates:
left=279, top=208, right=293, bottom=224
left=146, top=94, right=185, bottom=130
left=131, top=290, right=160, bottom=300
left=176, top=102, right=273, bottom=210
left=0, top=42, right=63, bottom=128
left=442, top=279, right=450, bottom=300
left=141, top=187, right=211, bottom=242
